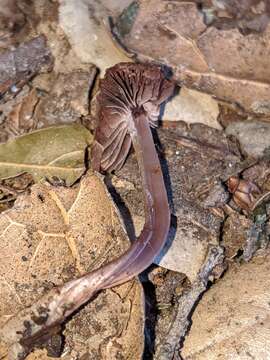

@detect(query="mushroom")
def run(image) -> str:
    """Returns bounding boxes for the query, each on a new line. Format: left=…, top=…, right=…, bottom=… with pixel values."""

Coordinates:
left=92, top=62, right=174, bottom=287
left=1, top=63, right=174, bottom=359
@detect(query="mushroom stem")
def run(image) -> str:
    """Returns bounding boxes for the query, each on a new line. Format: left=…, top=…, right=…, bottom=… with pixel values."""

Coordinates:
left=46, top=112, right=170, bottom=306
left=49, top=113, right=170, bottom=300
left=104, top=111, right=170, bottom=287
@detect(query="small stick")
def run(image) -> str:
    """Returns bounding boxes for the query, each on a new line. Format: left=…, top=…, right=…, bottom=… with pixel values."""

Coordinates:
left=155, top=246, right=225, bottom=360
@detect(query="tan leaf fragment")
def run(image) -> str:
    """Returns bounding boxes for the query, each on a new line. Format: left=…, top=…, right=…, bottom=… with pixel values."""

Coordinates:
left=181, top=252, right=270, bottom=359
left=162, top=86, right=221, bottom=129
left=58, top=0, right=131, bottom=76
left=0, top=172, right=144, bottom=359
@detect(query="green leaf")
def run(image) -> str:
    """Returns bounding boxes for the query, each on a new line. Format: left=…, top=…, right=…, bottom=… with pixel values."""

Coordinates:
left=0, top=124, right=93, bottom=185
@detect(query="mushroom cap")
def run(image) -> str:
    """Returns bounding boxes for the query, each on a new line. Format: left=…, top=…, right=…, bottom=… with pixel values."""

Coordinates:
left=92, top=62, right=174, bottom=173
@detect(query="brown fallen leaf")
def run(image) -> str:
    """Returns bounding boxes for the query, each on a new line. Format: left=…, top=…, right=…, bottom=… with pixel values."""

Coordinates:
left=0, top=172, right=144, bottom=359
left=115, top=0, right=270, bottom=116
left=0, top=67, right=97, bottom=142
left=0, top=124, right=93, bottom=185
left=0, top=85, right=31, bottom=141
left=181, top=252, right=270, bottom=359
left=0, top=173, right=34, bottom=210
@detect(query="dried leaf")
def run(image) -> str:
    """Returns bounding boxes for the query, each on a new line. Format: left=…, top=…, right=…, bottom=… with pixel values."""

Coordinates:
left=59, top=0, right=131, bottom=76
left=0, top=172, right=144, bottom=359
left=1, top=88, right=40, bottom=139
left=0, top=68, right=97, bottom=143
left=222, top=213, right=253, bottom=258
left=117, top=0, right=270, bottom=115
left=0, top=124, right=93, bottom=185
left=181, top=252, right=270, bottom=359
left=162, top=86, right=221, bottom=129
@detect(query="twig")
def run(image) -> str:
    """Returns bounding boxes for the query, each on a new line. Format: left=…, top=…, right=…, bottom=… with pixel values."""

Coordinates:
left=155, top=246, right=225, bottom=360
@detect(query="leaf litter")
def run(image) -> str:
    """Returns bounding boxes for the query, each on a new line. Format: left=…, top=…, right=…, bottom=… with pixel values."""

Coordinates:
left=0, top=172, right=144, bottom=359
left=0, top=0, right=270, bottom=359
left=114, top=0, right=270, bottom=116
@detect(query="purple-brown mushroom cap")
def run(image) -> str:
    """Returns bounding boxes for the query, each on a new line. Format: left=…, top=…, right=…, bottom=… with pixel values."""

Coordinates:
left=92, top=62, right=174, bottom=173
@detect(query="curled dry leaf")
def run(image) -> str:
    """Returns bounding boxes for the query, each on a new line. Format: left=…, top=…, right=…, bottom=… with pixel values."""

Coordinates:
left=0, top=124, right=93, bottom=185
left=0, top=172, right=144, bottom=359
left=115, top=0, right=270, bottom=115
left=181, top=252, right=270, bottom=360
left=227, top=176, right=261, bottom=211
